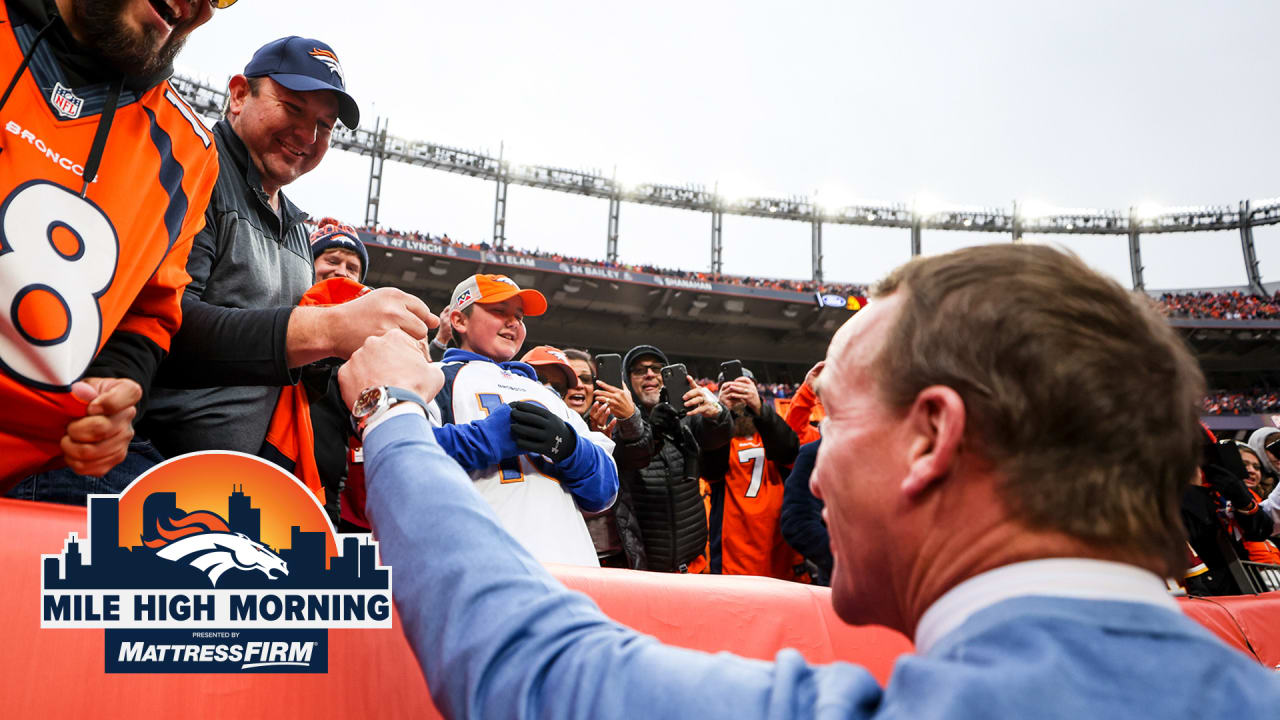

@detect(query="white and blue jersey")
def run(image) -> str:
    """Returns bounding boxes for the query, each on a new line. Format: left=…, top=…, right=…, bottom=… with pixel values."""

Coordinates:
left=428, top=349, right=618, bottom=566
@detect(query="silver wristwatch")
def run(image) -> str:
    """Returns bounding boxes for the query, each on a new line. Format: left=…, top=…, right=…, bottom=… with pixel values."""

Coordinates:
left=351, top=386, right=429, bottom=437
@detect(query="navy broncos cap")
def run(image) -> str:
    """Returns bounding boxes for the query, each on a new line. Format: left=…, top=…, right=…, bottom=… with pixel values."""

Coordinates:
left=243, top=36, right=360, bottom=129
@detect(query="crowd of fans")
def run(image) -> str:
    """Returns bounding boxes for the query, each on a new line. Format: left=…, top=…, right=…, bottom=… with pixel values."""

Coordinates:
left=1158, top=290, right=1280, bottom=320
left=359, top=223, right=868, bottom=298
left=12, top=16, right=1280, bottom=714
left=1185, top=429, right=1280, bottom=595
left=694, top=378, right=799, bottom=400
left=1204, top=389, right=1280, bottom=415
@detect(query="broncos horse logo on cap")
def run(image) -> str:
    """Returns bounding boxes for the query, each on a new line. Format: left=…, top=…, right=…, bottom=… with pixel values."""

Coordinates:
left=141, top=500, right=288, bottom=587
left=308, top=48, right=345, bottom=84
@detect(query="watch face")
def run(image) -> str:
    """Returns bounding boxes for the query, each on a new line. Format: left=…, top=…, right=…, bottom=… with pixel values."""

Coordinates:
left=352, top=386, right=385, bottom=419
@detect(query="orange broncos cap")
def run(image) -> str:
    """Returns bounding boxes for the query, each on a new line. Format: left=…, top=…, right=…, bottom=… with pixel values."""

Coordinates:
left=520, top=345, right=579, bottom=388
left=449, top=274, right=548, bottom=316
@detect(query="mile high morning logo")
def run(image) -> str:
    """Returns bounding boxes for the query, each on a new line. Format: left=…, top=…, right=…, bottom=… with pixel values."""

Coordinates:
left=40, top=452, right=392, bottom=673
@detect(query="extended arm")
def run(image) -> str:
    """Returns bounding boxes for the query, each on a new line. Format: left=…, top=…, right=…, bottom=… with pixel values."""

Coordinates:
left=154, top=214, right=298, bottom=388
left=363, top=414, right=880, bottom=720
left=159, top=215, right=437, bottom=388
left=690, top=404, right=732, bottom=452
left=784, top=383, right=821, bottom=445
left=753, top=402, right=800, bottom=468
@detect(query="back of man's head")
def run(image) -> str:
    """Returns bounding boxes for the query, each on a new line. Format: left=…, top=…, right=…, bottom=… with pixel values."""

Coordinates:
left=870, top=243, right=1204, bottom=576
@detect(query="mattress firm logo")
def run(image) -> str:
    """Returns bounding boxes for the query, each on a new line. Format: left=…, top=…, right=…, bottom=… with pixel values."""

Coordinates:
left=40, top=452, right=392, bottom=673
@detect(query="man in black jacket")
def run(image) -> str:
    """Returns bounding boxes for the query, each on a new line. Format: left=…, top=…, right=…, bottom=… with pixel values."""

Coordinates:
left=141, top=37, right=435, bottom=462
left=615, top=344, right=730, bottom=572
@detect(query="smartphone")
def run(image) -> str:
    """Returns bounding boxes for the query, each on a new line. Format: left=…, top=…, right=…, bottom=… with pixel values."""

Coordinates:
left=720, top=359, right=743, bottom=383
left=595, top=353, right=625, bottom=391
left=661, top=363, right=689, bottom=416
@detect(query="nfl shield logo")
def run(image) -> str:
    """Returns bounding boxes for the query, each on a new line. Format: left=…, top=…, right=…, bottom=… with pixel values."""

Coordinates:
left=51, top=82, right=83, bottom=119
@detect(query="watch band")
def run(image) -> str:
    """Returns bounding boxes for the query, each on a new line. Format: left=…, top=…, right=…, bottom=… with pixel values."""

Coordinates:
left=363, top=403, right=427, bottom=439
left=352, top=386, right=430, bottom=437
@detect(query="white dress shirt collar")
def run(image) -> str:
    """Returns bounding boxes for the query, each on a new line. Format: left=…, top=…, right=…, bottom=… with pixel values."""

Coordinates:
left=913, top=558, right=1178, bottom=654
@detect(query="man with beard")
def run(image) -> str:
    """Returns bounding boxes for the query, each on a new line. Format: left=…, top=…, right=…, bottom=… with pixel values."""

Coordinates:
left=140, top=37, right=434, bottom=467
left=702, top=367, right=804, bottom=580
left=2, top=0, right=226, bottom=498
left=613, top=344, right=730, bottom=572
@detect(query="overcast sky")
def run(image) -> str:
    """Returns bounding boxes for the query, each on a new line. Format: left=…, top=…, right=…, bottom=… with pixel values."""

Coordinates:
left=176, top=1, right=1280, bottom=291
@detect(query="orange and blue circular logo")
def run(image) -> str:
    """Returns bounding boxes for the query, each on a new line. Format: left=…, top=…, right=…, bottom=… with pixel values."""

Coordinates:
left=39, top=452, right=393, bottom=674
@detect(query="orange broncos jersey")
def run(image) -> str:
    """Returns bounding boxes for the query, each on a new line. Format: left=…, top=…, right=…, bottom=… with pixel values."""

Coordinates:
left=0, top=3, right=218, bottom=487
left=709, top=434, right=806, bottom=580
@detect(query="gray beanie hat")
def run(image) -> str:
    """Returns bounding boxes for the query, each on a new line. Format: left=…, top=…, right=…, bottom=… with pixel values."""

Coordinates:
left=1248, top=427, right=1280, bottom=475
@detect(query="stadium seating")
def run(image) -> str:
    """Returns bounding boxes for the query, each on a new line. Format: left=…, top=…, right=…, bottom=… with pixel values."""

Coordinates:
left=347, top=222, right=1280, bottom=323
left=1159, top=290, right=1280, bottom=320
left=1203, top=389, right=1280, bottom=415
left=349, top=222, right=868, bottom=299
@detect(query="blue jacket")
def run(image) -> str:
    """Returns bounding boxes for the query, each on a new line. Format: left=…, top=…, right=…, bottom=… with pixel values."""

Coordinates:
left=363, top=414, right=1280, bottom=719
left=780, top=440, right=831, bottom=583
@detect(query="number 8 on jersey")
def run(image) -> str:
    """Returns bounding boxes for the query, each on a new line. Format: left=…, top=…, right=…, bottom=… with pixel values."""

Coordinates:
left=0, top=181, right=117, bottom=390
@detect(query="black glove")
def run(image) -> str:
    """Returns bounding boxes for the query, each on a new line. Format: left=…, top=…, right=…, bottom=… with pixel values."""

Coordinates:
left=509, top=401, right=578, bottom=463
left=1203, top=439, right=1257, bottom=511
left=1204, top=464, right=1257, bottom=511
left=648, top=402, right=681, bottom=436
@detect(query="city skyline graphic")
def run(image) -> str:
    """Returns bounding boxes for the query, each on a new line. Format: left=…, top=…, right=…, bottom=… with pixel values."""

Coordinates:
left=44, top=485, right=388, bottom=591
left=42, top=453, right=389, bottom=592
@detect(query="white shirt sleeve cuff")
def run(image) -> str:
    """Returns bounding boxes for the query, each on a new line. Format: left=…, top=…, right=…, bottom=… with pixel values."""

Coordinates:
left=364, top=402, right=428, bottom=439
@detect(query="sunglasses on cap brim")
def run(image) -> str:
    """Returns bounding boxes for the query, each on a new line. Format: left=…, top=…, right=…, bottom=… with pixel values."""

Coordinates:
left=211, top=0, right=238, bottom=8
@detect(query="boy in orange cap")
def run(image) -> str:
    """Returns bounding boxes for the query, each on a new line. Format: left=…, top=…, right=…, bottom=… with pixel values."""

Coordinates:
left=427, top=274, right=618, bottom=566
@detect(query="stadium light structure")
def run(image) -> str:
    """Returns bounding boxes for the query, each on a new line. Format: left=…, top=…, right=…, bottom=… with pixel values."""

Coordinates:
left=169, top=74, right=1280, bottom=292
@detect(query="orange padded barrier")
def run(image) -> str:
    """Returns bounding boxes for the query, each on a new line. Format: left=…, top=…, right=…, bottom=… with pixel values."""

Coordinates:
left=1186, top=594, right=1280, bottom=669
left=3, top=497, right=1278, bottom=718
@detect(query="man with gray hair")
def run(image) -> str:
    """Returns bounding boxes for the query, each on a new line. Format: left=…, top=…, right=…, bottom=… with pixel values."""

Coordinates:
left=338, top=243, right=1280, bottom=719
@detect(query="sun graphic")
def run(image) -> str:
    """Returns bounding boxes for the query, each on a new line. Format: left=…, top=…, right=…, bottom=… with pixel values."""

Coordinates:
left=116, top=452, right=338, bottom=562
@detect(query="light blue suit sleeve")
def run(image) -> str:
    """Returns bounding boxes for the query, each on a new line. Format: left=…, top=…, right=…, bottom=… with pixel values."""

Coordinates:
left=362, top=413, right=883, bottom=720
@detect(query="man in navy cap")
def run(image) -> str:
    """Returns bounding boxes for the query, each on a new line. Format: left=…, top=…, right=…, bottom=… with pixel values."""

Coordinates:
left=139, top=37, right=435, bottom=466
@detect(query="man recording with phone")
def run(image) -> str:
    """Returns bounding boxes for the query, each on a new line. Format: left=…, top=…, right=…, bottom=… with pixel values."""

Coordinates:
left=703, top=364, right=804, bottom=580
left=611, top=345, right=730, bottom=573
